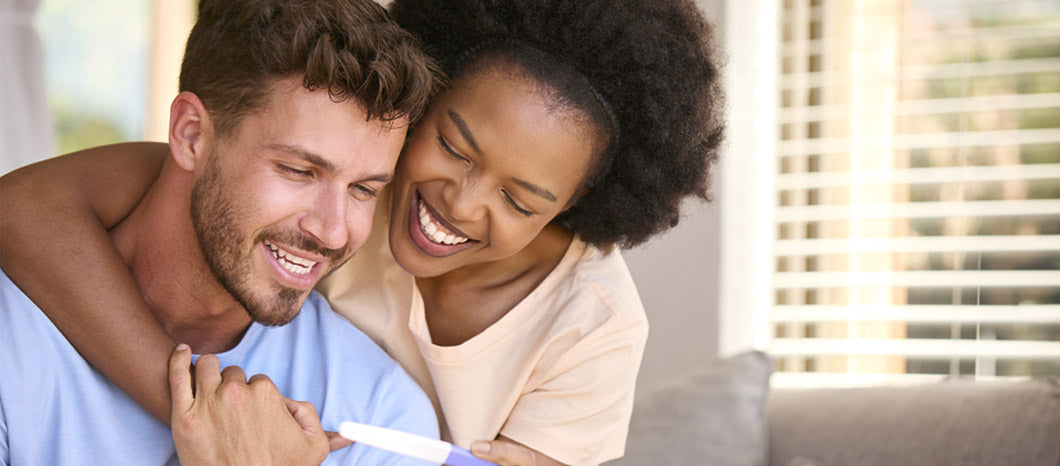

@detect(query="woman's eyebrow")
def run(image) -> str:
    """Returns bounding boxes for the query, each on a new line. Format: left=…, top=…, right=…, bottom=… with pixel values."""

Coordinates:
left=514, top=178, right=558, bottom=203
left=446, top=109, right=482, bottom=154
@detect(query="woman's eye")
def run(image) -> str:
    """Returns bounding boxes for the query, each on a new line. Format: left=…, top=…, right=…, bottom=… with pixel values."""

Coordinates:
left=503, top=190, right=534, bottom=217
left=438, top=135, right=470, bottom=163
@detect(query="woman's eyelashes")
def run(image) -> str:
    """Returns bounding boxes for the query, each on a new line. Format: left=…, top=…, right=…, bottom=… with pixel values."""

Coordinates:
left=437, top=135, right=470, bottom=164
left=503, top=190, right=535, bottom=217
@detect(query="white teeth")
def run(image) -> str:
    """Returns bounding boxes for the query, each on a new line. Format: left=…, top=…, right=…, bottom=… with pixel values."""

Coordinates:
left=417, top=198, right=469, bottom=246
left=264, top=241, right=318, bottom=275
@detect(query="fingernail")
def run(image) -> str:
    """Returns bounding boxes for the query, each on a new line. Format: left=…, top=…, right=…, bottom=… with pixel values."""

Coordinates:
left=471, top=441, right=490, bottom=453
left=175, top=343, right=190, bottom=352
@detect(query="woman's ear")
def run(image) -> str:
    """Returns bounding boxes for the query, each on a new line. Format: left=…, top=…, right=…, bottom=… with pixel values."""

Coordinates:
left=168, top=92, right=212, bottom=172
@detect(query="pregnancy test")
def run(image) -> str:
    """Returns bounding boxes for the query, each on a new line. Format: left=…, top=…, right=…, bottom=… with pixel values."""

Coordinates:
left=338, top=421, right=497, bottom=466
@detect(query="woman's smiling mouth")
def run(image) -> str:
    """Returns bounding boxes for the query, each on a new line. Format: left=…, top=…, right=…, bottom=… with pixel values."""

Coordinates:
left=418, top=198, right=470, bottom=245
left=408, top=191, right=477, bottom=257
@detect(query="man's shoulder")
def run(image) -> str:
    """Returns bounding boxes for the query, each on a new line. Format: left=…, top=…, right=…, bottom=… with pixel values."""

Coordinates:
left=249, top=290, right=428, bottom=391
left=0, top=270, right=177, bottom=465
left=0, top=269, right=62, bottom=351
left=255, top=291, right=439, bottom=445
left=291, top=291, right=397, bottom=364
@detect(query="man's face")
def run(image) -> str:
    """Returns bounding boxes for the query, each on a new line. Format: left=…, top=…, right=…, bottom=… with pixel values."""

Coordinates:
left=191, top=76, right=406, bottom=326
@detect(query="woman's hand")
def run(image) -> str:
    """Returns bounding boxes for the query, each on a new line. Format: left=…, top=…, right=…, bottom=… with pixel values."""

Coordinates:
left=168, top=344, right=330, bottom=465
left=471, top=436, right=567, bottom=466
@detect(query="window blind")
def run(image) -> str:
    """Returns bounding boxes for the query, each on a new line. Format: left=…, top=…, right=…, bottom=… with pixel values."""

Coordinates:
left=768, top=0, right=1060, bottom=387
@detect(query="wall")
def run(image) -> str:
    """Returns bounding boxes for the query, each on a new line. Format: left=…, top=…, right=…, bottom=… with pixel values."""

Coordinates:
left=623, top=0, right=725, bottom=392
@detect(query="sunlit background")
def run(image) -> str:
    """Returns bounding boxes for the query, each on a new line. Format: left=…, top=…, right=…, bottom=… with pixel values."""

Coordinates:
left=721, top=0, right=1060, bottom=387
left=37, top=0, right=148, bottom=153
left=4, top=0, right=1058, bottom=391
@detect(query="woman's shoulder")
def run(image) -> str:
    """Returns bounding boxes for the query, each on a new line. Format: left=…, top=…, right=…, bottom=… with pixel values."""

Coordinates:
left=538, top=237, right=648, bottom=329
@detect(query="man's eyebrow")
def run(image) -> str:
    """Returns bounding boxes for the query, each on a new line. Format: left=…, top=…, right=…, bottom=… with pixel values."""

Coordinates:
left=514, top=178, right=558, bottom=203
left=362, top=172, right=394, bottom=184
left=267, top=144, right=337, bottom=173
left=446, top=109, right=482, bottom=154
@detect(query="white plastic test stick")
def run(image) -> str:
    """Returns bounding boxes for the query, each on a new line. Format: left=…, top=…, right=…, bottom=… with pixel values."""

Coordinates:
left=338, top=421, right=497, bottom=466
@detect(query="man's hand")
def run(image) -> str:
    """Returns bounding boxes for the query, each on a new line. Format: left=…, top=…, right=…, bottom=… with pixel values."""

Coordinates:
left=470, top=435, right=568, bottom=466
left=168, top=344, right=330, bottom=465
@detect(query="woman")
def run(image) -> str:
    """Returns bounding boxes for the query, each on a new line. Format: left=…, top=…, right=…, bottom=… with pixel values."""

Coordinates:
left=0, top=0, right=722, bottom=464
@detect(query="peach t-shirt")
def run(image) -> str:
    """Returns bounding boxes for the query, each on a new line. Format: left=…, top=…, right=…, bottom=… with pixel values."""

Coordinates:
left=317, top=197, right=648, bottom=465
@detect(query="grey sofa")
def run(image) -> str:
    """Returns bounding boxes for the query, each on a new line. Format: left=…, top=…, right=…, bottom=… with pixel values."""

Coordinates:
left=610, top=352, right=1060, bottom=466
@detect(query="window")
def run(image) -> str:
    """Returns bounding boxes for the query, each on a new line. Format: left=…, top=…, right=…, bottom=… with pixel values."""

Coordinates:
left=721, top=0, right=1060, bottom=387
left=36, top=0, right=194, bottom=154
left=37, top=0, right=150, bottom=154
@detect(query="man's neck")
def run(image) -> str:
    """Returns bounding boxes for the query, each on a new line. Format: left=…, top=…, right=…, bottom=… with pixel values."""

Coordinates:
left=110, top=159, right=252, bottom=353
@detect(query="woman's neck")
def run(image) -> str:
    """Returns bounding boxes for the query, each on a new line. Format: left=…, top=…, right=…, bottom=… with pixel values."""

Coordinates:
left=415, top=224, right=574, bottom=346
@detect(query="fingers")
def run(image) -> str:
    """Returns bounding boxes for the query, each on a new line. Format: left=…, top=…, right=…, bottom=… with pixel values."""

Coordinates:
left=282, top=397, right=322, bottom=434
left=193, top=353, right=222, bottom=397
left=471, top=439, right=538, bottom=466
left=220, top=364, right=248, bottom=385
left=283, top=396, right=332, bottom=463
left=247, top=373, right=273, bottom=386
left=168, top=343, right=194, bottom=415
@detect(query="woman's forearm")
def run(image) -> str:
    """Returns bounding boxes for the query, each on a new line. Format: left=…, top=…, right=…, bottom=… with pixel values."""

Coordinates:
left=0, top=142, right=176, bottom=424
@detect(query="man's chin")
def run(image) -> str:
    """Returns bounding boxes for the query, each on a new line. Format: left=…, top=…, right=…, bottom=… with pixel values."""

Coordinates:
left=248, top=307, right=301, bottom=327
left=245, top=290, right=307, bottom=326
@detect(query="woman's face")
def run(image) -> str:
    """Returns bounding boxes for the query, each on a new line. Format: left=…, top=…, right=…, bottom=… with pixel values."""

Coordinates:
left=388, top=65, right=602, bottom=278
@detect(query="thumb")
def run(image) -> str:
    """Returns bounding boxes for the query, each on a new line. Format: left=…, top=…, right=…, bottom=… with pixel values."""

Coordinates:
left=326, top=431, right=354, bottom=451
left=168, top=344, right=194, bottom=416
left=471, top=438, right=537, bottom=466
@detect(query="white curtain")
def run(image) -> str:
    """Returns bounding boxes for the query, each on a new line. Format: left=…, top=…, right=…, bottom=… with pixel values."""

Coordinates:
left=1, top=0, right=54, bottom=175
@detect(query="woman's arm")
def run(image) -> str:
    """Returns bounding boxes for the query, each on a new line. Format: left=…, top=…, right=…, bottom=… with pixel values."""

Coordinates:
left=0, top=142, right=175, bottom=424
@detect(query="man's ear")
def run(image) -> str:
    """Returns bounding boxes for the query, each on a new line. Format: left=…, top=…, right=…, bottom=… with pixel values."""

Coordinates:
left=168, top=91, right=213, bottom=172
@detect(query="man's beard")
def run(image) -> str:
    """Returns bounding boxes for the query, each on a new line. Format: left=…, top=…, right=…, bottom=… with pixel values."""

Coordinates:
left=190, top=156, right=305, bottom=326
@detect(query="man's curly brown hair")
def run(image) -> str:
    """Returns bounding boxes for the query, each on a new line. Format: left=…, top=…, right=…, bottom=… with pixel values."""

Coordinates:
left=391, top=0, right=724, bottom=249
left=180, top=0, right=444, bottom=137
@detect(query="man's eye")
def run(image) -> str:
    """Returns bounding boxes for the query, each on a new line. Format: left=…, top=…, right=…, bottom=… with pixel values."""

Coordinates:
left=280, top=165, right=312, bottom=177
left=350, top=184, right=378, bottom=201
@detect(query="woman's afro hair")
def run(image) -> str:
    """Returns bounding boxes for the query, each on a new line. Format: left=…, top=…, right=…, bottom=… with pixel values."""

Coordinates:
left=390, top=0, right=724, bottom=249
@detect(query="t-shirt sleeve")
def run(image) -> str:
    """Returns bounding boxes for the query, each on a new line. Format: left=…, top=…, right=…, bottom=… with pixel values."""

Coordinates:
left=499, top=319, right=648, bottom=466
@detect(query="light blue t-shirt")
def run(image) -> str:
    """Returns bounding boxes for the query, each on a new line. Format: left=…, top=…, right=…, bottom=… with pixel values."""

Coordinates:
left=0, top=270, right=439, bottom=465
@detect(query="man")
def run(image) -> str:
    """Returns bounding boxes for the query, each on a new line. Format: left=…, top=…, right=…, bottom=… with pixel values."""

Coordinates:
left=0, top=0, right=442, bottom=464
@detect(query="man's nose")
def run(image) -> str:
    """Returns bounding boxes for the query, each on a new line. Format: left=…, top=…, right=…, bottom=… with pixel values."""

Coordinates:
left=299, top=187, right=349, bottom=252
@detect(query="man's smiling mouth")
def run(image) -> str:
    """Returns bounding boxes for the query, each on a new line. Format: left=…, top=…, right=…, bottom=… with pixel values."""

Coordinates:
left=264, top=240, right=318, bottom=275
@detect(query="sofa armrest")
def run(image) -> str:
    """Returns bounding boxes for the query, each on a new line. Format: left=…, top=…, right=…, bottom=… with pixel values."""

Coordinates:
left=611, top=351, right=774, bottom=466
left=767, top=378, right=1060, bottom=466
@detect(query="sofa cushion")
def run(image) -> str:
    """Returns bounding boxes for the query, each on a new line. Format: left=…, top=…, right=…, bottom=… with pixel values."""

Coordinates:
left=768, top=378, right=1060, bottom=466
left=611, top=351, right=774, bottom=466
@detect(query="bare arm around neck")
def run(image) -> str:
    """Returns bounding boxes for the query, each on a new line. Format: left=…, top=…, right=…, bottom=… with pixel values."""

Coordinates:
left=0, top=142, right=174, bottom=424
